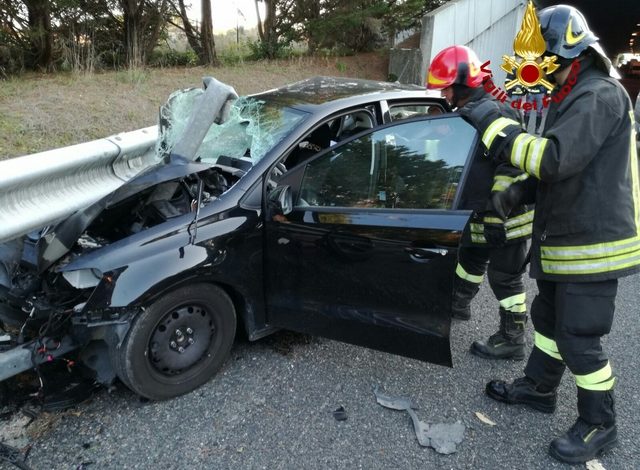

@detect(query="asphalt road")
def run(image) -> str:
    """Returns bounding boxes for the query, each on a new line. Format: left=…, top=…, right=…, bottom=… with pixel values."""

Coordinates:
left=11, top=273, right=640, bottom=470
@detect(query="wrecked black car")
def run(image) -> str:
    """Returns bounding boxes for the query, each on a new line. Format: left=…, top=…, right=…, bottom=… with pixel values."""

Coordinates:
left=0, top=76, right=480, bottom=400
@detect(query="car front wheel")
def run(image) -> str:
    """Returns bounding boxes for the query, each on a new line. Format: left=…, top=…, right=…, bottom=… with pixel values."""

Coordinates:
left=111, top=284, right=236, bottom=400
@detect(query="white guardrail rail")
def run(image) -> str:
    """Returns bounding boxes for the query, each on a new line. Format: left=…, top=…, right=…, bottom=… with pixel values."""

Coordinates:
left=0, top=126, right=160, bottom=244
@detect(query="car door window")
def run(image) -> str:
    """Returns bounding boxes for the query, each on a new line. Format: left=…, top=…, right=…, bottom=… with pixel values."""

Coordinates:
left=298, top=116, right=475, bottom=209
left=390, top=104, right=445, bottom=121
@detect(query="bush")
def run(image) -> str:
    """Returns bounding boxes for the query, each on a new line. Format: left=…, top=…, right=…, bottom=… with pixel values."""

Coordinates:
left=247, top=39, right=293, bottom=60
left=218, top=43, right=252, bottom=66
left=0, top=41, right=25, bottom=77
left=149, top=48, right=198, bottom=67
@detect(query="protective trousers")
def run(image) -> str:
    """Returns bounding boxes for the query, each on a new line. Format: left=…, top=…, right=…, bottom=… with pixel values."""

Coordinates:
left=524, top=279, right=617, bottom=424
left=453, top=241, right=528, bottom=319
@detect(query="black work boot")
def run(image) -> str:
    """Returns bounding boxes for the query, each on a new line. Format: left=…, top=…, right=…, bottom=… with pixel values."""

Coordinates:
left=549, top=418, right=618, bottom=463
left=486, top=376, right=557, bottom=413
left=470, top=309, right=526, bottom=359
left=451, top=276, right=480, bottom=321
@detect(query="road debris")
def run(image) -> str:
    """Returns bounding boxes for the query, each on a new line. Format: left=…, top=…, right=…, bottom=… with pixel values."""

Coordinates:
left=333, top=405, right=348, bottom=421
left=474, top=411, right=497, bottom=426
left=586, top=459, right=606, bottom=470
left=0, top=442, right=32, bottom=470
left=0, top=412, right=32, bottom=448
left=374, top=386, right=466, bottom=454
left=425, top=422, right=465, bottom=454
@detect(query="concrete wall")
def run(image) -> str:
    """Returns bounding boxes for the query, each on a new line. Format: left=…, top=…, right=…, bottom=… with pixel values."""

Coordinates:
left=388, top=48, right=423, bottom=83
left=390, top=0, right=526, bottom=86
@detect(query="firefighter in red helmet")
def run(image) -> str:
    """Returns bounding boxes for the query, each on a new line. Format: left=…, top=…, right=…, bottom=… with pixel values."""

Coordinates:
left=427, top=45, right=536, bottom=360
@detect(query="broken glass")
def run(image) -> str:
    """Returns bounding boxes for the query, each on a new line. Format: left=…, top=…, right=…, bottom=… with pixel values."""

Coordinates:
left=158, top=88, right=309, bottom=167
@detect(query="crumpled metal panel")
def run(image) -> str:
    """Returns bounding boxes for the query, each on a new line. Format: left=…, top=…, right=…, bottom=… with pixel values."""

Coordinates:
left=0, top=126, right=159, bottom=244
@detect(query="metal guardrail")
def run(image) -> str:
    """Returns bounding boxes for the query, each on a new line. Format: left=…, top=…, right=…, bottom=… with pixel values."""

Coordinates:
left=0, top=126, right=159, bottom=244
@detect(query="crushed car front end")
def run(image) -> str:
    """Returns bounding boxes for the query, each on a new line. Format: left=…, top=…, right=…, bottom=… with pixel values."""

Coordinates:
left=0, top=77, right=310, bottom=400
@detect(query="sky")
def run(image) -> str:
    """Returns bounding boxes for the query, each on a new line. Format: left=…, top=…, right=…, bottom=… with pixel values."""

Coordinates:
left=186, top=0, right=264, bottom=34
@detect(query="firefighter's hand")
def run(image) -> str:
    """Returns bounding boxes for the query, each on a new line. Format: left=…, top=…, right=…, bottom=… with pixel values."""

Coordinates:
left=457, top=100, right=502, bottom=138
left=483, top=213, right=507, bottom=247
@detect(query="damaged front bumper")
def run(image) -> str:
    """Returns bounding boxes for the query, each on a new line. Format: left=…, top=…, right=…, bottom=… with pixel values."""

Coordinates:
left=0, top=335, right=78, bottom=382
left=0, top=283, right=139, bottom=388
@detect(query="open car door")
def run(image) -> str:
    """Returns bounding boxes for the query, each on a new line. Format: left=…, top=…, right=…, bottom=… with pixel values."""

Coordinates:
left=264, top=115, right=478, bottom=367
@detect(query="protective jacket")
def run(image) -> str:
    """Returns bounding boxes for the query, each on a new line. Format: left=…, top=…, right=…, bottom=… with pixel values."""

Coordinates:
left=458, top=88, right=533, bottom=247
left=483, top=56, right=640, bottom=281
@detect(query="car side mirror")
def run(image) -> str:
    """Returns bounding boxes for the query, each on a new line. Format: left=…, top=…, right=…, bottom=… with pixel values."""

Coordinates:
left=268, top=185, right=292, bottom=216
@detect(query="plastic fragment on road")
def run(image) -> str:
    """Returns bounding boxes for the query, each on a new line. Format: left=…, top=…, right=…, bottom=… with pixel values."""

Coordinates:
left=425, top=422, right=465, bottom=454
left=333, top=405, right=348, bottom=421
left=586, top=459, right=606, bottom=470
left=474, top=411, right=497, bottom=426
left=373, top=386, right=466, bottom=454
left=373, top=386, right=415, bottom=410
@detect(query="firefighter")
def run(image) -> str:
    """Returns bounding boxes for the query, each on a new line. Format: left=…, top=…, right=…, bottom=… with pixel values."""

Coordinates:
left=458, top=5, right=640, bottom=463
left=427, top=45, right=535, bottom=360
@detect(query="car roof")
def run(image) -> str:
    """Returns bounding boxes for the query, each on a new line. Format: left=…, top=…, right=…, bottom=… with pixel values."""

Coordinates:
left=250, top=76, right=445, bottom=112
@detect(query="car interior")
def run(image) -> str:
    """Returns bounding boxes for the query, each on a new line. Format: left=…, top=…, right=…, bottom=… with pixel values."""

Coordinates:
left=284, top=110, right=376, bottom=170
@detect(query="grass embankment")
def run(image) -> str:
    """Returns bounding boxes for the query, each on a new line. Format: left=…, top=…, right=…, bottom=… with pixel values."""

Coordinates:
left=0, top=52, right=389, bottom=160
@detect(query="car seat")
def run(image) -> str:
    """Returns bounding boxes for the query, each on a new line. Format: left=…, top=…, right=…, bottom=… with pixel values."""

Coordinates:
left=286, top=123, right=333, bottom=168
left=338, top=112, right=374, bottom=140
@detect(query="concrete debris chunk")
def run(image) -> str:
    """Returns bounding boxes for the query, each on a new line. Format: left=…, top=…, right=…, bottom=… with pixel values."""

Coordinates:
left=373, top=386, right=465, bottom=454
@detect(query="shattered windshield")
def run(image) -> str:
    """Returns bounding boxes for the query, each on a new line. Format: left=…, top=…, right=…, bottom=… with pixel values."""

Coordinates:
left=158, top=88, right=309, bottom=166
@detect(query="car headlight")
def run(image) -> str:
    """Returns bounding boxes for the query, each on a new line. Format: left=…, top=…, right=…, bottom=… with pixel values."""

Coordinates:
left=62, top=268, right=103, bottom=289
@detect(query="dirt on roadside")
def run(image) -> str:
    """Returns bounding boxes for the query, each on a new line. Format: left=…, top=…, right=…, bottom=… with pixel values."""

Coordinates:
left=0, top=52, right=390, bottom=160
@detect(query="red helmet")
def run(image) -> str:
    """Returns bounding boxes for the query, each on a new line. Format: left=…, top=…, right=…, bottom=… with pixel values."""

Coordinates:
left=427, top=45, right=487, bottom=90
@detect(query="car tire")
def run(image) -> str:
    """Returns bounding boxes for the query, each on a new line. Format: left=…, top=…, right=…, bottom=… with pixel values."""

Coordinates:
left=111, top=283, right=236, bottom=400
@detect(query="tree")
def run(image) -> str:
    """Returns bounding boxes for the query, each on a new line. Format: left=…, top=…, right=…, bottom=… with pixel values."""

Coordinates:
left=23, top=0, right=53, bottom=70
left=253, top=0, right=297, bottom=59
left=168, top=0, right=218, bottom=65
left=118, top=0, right=169, bottom=67
left=304, top=0, right=446, bottom=53
left=200, top=0, right=218, bottom=65
left=272, top=0, right=447, bottom=55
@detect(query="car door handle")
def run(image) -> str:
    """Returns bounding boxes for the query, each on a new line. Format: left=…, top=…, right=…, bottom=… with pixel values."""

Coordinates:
left=405, top=247, right=448, bottom=263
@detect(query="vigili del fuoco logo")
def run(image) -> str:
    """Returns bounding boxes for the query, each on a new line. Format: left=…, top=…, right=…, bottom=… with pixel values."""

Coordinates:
left=479, top=1, right=579, bottom=110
